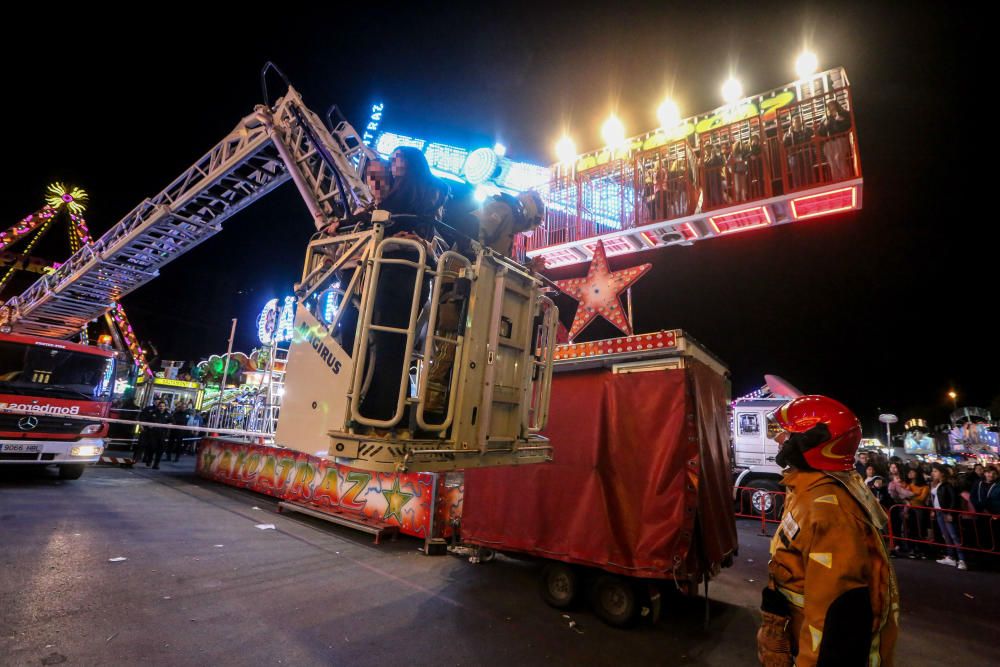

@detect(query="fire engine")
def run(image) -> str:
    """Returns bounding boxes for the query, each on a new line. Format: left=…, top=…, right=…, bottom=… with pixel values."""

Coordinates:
left=0, top=329, right=114, bottom=479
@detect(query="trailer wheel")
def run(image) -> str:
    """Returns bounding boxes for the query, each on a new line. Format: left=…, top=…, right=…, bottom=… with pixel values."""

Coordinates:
left=539, top=563, right=580, bottom=609
left=58, top=464, right=86, bottom=480
left=591, top=575, right=639, bottom=628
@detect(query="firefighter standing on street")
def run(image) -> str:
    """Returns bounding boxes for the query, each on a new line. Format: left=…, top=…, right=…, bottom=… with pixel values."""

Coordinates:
left=137, top=400, right=172, bottom=469
left=756, top=395, right=899, bottom=666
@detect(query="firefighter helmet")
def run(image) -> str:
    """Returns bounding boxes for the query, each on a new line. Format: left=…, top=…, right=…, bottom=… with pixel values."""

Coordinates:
left=516, top=191, right=545, bottom=231
left=768, top=395, right=862, bottom=471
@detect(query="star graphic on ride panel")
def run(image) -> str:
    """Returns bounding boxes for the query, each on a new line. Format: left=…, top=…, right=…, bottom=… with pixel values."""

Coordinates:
left=554, top=240, right=652, bottom=340
left=381, top=478, right=415, bottom=523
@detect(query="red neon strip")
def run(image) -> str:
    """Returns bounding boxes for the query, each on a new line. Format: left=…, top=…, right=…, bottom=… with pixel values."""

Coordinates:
left=679, top=222, right=698, bottom=239
left=708, top=206, right=773, bottom=235
left=640, top=231, right=660, bottom=247
left=790, top=186, right=858, bottom=220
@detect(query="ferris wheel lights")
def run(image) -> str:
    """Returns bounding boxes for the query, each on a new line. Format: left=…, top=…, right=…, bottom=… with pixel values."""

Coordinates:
left=795, top=50, right=819, bottom=79
left=721, top=78, right=743, bottom=104
left=656, top=99, right=681, bottom=129
left=555, top=135, right=577, bottom=164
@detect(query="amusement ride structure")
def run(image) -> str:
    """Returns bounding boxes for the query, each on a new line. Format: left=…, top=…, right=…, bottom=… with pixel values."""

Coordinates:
left=0, top=183, right=151, bottom=377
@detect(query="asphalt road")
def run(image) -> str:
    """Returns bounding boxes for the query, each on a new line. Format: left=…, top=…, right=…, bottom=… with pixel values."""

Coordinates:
left=1, top=460, right=996, bottom=666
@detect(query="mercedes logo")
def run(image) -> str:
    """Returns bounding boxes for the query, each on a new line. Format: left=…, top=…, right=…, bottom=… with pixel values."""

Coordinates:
left=18, top=416, right=39, bottom=431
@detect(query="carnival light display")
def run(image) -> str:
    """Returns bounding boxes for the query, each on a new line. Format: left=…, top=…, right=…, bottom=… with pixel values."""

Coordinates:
left=44, top=182, right=89, bottom=216
left=372, top=116, right=548, bottom=193
left=257, top=296, right=296, bottom=345
left=0, top=183, right=153, bottom=378
left=554, top=239, right=651, bottom=340
left=110, top=302, right=152, bottom=377
left=361, top=102, right=384, bottom=147
left=0, top=205, right=57, bottom=253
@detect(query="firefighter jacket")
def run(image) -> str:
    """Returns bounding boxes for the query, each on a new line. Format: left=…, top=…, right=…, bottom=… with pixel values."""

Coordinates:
left=767, top=469, right=900, bottom=666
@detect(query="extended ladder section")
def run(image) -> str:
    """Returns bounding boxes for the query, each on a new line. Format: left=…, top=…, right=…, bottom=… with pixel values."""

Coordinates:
left=275, top=222, right=558, bottom=472
left=1, top=87, right=371, bottom=338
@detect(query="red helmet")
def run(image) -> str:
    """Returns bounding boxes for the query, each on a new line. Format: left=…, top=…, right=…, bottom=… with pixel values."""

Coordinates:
left=768, top=395, right=862, bottom=471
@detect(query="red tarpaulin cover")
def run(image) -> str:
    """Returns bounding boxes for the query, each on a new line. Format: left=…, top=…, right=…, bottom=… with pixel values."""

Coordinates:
left=462, top=361, right=736, bottom=580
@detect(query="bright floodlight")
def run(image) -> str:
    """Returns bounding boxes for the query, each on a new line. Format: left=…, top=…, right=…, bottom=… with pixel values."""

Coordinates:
left=796, top=51, right=818, bottom=79
left=474, top=185, right=490, bottom=202
left=493, top=142, right=507, bottom=157
left=601, top=114, right=625, bottom=148
left=555, top=135, right=577, bottom=163
left=656, top=99, right=681, bottom=129
left=721, top=78, right=743, bottom=104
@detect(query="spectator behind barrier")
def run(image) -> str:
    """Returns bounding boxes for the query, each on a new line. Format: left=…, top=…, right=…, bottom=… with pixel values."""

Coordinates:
left=854, top=450, right=870, bottom=477
left=929, top=463, right=967, bottom=570
left=971, top=466, right=1000, bottom=514
left=903, top=467, right=930, bottom=559
left=868, top=474, right=891, bottom=509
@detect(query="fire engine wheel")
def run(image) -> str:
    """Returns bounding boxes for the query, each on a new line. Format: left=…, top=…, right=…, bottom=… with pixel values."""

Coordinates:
left=591, top=575, right=639, bottom=628
left=745, top=480, right=784, bottom=518
left=539, top=562, right=580, bottom=610
left=58, top=464, right=86, bottom=480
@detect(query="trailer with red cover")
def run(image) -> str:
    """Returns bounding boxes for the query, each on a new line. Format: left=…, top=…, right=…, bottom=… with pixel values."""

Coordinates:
left=459, top=330, right=737, bottom=626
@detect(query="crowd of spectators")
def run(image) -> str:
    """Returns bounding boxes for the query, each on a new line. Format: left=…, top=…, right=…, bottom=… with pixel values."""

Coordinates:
left=855, top=450, right=1000, bottom=571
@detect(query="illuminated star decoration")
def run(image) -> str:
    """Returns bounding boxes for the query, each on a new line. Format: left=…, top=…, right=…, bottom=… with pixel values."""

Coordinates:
left=381, top=478, right=415, bottom=523
left=554, top=240, right=651, bottom=341
left=45, top=182, right=89, bottom=216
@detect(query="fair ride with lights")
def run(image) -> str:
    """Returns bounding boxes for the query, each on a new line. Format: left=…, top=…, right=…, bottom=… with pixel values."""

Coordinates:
left=0, top=183, right=151, bottom=381
left=523, top=63, right=861, bottom=270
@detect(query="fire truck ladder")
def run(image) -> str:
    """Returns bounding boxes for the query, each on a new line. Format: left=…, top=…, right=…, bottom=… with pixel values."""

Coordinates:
left=2, top=85, right=373, bottom=340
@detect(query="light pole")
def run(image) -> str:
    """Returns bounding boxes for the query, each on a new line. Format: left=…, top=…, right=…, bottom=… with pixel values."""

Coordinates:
left=948, top=390, right=957, bottom=412
left=879, top=413, right=898, bottom=453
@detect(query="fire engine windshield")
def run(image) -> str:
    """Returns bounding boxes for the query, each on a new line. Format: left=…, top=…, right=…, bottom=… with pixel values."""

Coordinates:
left=0, top=341, right=115, bottom=401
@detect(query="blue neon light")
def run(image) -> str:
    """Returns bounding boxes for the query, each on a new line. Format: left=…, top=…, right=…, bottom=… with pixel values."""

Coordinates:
left=372, top=129, right=549, bottom=194
left=362, top=103, right=384, bottom=147
left=463, top=147, right=499, bottom=184
left=376, top=132, right=425, bottom=155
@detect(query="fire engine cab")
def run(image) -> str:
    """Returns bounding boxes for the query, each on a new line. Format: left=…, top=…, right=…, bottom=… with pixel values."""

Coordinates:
left=0, top=330, right=114, bottom=479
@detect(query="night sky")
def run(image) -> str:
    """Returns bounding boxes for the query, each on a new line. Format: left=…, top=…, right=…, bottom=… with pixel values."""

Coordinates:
left=0, top=4, right=989, bottom=435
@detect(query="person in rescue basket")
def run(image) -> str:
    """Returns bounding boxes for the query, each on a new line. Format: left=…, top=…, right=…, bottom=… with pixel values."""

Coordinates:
left=359, top=146, right=447, bottom=423
left=756, top=395, right=899, bottom=667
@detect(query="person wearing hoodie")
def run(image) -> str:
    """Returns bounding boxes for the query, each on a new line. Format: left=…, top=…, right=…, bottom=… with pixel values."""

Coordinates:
left=971, top=466, right=1000, bottom=515
left=868, top=475, right=892, bottom=509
